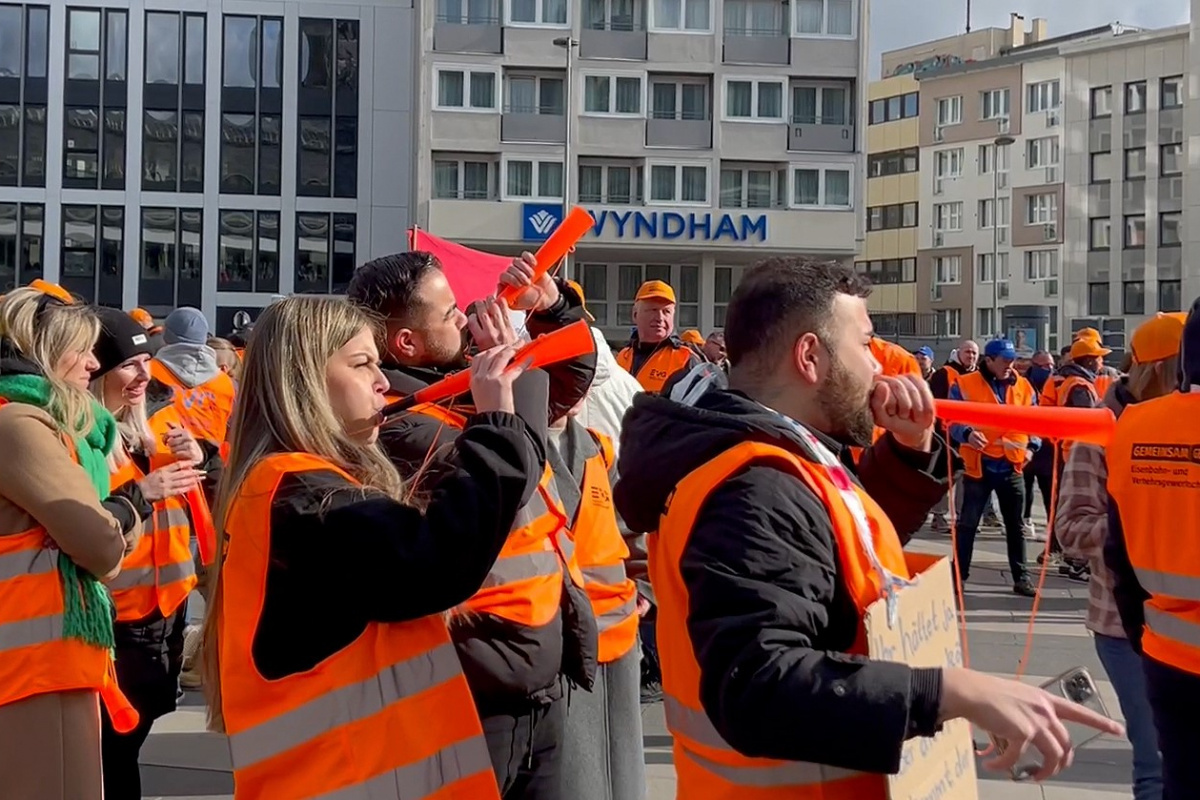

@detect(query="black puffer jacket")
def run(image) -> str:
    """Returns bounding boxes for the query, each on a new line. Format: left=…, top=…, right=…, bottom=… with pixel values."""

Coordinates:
left=614, top=389, right=951, bottom=774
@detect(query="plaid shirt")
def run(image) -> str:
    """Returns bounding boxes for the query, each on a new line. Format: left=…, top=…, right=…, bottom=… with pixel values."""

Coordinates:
left=1055, top=441, right=1125, bottom=637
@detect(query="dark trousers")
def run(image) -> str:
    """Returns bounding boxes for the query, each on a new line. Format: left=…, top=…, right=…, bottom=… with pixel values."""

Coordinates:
left=100, top=707, right=155, bottom=800
left=483, top=695, right=567, bottom=800
left=955, top=469, right=1028, bottom=583
left=1143, top=655, right=1200, bottom=800
left=1023, top=468, right=1063, bottom=554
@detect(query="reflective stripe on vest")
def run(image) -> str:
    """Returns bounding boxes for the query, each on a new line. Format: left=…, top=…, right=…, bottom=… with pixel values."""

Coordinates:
left=219, top=452, right=499, bottom=800
left=956, top=370, right=1034, bottom=479
left=652, top=440, right=906, bottom=799
left=569, top=429, right=638, bottom=663
left=1108, top=392, right=1200, bottom=675
left=617, top=344, right=693, bottom=394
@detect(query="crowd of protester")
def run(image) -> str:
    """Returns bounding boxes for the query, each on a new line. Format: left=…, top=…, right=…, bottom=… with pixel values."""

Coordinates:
left=0, top=250, right=1197, bottom=800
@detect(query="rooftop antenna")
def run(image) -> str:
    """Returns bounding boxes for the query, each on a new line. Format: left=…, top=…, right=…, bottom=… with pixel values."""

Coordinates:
left=966, top=0, right=971, bottom=32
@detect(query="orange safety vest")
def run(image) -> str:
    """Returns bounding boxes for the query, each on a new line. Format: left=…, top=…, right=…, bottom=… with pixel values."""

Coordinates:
left=218, top=452, right=500, bottom=800
left=955, top=370, right=1034, bottom=478
left=106, top=408, right=200, bottom=622
left=404, top=401, right=587, bottom=628
left=869, top=337, right=921, bottom=378
left=617, top=343, right=694, bottom=394
left=569, top=430, right=639, bottom=664
left=938, top=364, right=963, bottom=390
left=150, top=360, right=237, bottom=446
left=1108, top=392, right=1200, bottom=676
left=653, top=441, right=910, bottom=799
left=1095, top=373, right=1113, bottom=398
left=0, top=399, right=138, bottom=730
left=1039, top=374, right=1064, bottom=407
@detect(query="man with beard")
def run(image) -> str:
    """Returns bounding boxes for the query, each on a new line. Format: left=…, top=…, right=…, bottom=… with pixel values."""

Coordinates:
left=612, top=257, right=1119, bottom=798
left=949, top=338, right=1040, bottom=597
left=347, top=251, right=599, bottom=800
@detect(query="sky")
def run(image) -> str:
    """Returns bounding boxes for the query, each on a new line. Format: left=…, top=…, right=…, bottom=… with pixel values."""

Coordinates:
left=869, top=0, right=1191, bottom=77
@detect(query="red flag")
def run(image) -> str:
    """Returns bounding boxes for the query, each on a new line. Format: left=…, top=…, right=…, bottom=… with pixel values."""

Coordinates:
left=409, top=229, right=512, bottom=310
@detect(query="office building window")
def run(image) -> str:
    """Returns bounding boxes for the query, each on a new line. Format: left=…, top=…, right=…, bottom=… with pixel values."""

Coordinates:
left=1125, top=215, right=1146, bottom=248
left=1123, top=281, right=1144, bottom=315
left=1124, top=147, right=1146, bottom=179
left=143, top=12, right=205, bottom=193
left=867, top=92, right=917, bottom=124
left=1026, top=80, right=1060, bottom=113
left=0, top=6, right=49, bottom=187
left=866, top=202, right=917, bottom=231
left=294, top=18, right=358, bottom=198
left=647, top=162, right=708, bottom=204
left=0, top=202, right=44, bottom=289
left=934, top=148, right=963, bottom=178
left=933, top=256, right=961, bottom=285
left=791, top=165, right=851, bottom=209
left=508, top=0, right=569, bottom=26
left=1024, top=250, right=1057, bottom=282
left=1160, top=211, right=1182, bottom=247
left=1090, top=152, right=1112, bottom=183
left=794, top=0, right=853, bottom=37
left=1161, top=143, right=1183, bottom=176
left=294, top=212, right=356, bottom=294
left=1091, top=86, right=1112, bottom=118
left=935, top=96, right=961, bottom=126
left=579, top=161, right=643, bottom=205
left=649, top=0, right=709, bottom=31
left=1025, top=193, right=1057, bottom=225
left=434, top=154, right=499, bottom=200
left=1026, top=137, right=1059, bottom=168
left=718, top=165, right=780, bottom=209
left=505, top=73, right=565, bottom=115
left=60, top=205, right=123, bottom=306
left=854, top=258, right=916, bottom=285
left=139, top=208, right=202, bottom=314
left=1125, top=81, right=1147, bottom=114
left=723, top=78, right=783, bottom=121
left=1089, top=217, right=1111, bottom=250
left=1159, top=280, right=1181, bottom=312
left=221, top=15, right=283, bottom=195
left=934, top=309, right=960, bottom=337
left=582, top=0, right=641, bottom=31
left=1088, top=282, right=1109, bottom=316
left=790, top=82, right=850, bottom=125
left=217, top=210, right=279, bottom=293
left=976, top=252, right=1009, bottom=284
left=977, top=308, right=997, bottom=338
left=1161, top=76, right=1183, bottom=110
left=977, top=197, right=1009, bottom=229
left=614, top=263, right=698, bottom=326
left=435, top=67, right=498, bottom=111
left=934, top=202, right=962, bottom=231
left=502, top=158, right=563, bottom=201
left=583, top=73, right=643, bottom=116
left=650, top=78, right=708, bottom=120
left=867, top=147, right=918, bottom=177
left=980, top=88, right=1009, bottom=120
left=977, top=141, right=1010, bottom=174
left=63, top=8, right=127, bottom=190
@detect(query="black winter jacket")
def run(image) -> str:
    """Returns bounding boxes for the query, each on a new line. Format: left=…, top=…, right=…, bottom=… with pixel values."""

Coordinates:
left=614, top=389, right=951, bottom=775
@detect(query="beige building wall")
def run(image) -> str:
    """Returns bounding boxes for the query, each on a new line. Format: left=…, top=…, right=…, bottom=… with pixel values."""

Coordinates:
left=880, top=15, right=1048, bottom=78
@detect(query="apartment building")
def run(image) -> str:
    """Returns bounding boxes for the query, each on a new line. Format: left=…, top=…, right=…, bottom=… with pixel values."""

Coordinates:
left=1061, top=25, right=1190, bottom=354
left=914, top=23, right=1146, bottom=353
left=417, top=0, right=868, bottom=341
left=0, top=0, right=417, bottom=332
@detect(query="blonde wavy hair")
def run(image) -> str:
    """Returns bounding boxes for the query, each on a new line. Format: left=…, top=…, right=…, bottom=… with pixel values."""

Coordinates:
left=0, top=287, right=101, bottom=437
left=202, top=296, right=404, bottom=730
left=88, top=372, right=155, bottom=472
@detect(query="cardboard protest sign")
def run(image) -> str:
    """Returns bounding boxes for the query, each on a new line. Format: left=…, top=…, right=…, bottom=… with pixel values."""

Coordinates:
left=866, top=556, right=979, bottom=800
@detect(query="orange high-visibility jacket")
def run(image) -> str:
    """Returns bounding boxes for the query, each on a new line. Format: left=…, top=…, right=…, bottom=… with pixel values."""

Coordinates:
left=568, top=430, right=639, bottom=664
left=1108, top=391, right=1200, bottom=677
left=652, top=441, right=910, bottom=799
left=0, top=399, right=137, bottom=729
left=955, top=370, right=1035, bottom=478
left=106, top=406, right=200, bottom=622
left=617, top=342, right=695, bottom=394
left=218, top=452, right=500, bottom=800
left=150, top=360, right=236, bottom=446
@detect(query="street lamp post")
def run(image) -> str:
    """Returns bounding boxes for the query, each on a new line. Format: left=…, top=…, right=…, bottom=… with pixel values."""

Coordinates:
left=992, top=134, right=1015, bottom=338
left=553, top=36, right=579, bottom=281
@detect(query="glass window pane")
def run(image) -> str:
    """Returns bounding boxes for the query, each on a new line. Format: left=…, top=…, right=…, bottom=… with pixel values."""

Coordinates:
left=179, top=210, right=203, bottom=306
left=681, top=166, right=706, bottom=202
left=507, top=160, right=532, bottom=196
left=585, top=75, right=610, bottom=113
left=439, top=71, right=465, bottom=106
left=220, top=113, right=256, bottom=194
left=681, top=84, right=706, bottom=120
left=19, top=205, right=43, bottom=284
left=757, top=83, right=781, bottom=118
left=794, top=168, right=819, bottom=204
left=180, top=111, right=203, bottom=190
left=184, top=16, right=205, bottom=85
left=336, top=21, right=359, bottom=96
left=223, top=17, right=257, bottom=88
left=299, top=19, right=333, bottom=90
left=469, top=72, right=494, bottom=108
left=651, top=83, right=676, bottom=118
left=511, top=0, right=536, bottom=22
left=608, top=166, right=631, bottom=203
left=615, top=77, right=640, bottom=113
left=0, top=204, right=16, bottom=289
left=25, top=8, right=48, bottom=78
left=295, top=213, right=330, bottom=293
left=434, top=161, right=459, bottom=198
left=257, top=211, right=280, bottom=293
left=105, top=11, right=127, bottom=81
left=142, top=110, right=178, bottom=191
left=20, top=106, right=46, bottom=186
left=578, top=165, right=602, bottom=202
left=144, top=13, right=178, bottom=85
left=261, top=19, right=282, bottom=89
left=259, top=114, right=282, bottom=194
left=650, top=165, right=675, bottom=201
left=64, top=108, right=100, bottom=183
left=726, top=81, right=751, bottom=117
left=331, top=214, right=356, bottom=293
left=218, top=210, right=254, bottom=291
left=70, top=10, right=102, bottom=51
left=538, top=162, right=563, bottom=197
left=334, top=116, right=357, bottom=198
left=0, top=7, right=22, bottom=78
left=298, top=117, right=332, bottom=196
left=68, top=53, right=99, bottom=81
left=102, top=109, right=125, bottom=187
left=0, top=107, right=17, bottom=184
left=463, top=161, right=490, bottom=198
left=825, top=169, right=850, bottom=206
left=654, top=0, right=681, bottom=28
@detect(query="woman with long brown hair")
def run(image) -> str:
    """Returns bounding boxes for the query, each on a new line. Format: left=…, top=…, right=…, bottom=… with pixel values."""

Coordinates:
left=203, top=296, right=545, bottom=799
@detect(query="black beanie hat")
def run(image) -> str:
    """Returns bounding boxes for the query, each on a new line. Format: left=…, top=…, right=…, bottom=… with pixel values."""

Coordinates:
left=94, top=307, right=156, bottom=378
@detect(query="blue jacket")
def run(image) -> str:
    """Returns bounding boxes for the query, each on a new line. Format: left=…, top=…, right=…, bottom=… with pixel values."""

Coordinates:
left=949, top=371, right=1041, bottom=474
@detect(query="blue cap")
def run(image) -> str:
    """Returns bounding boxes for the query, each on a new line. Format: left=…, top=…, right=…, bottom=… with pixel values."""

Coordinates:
left=914, top=346, right=934, bottom=359
left=163, top=307, right=210, bottom=346
left=984, top=338, right=1017, bottom=360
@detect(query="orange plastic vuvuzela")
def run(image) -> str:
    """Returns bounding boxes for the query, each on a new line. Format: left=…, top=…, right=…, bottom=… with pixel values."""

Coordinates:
left=380, top=320, right=597, bottom=419
left=934, top=399, right=1117, bottom=446
left=498, top=206, right=594, bottom=304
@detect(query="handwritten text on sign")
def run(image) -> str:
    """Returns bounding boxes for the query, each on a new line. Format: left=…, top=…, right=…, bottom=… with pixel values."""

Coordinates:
left=865, top=557, right=979, bottom=800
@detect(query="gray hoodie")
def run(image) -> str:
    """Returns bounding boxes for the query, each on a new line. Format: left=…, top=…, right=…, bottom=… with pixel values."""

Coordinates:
left=154, top=342, right=222, bottom=388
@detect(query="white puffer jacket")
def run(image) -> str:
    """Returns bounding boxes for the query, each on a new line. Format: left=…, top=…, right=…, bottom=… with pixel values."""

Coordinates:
left=575, top=327, right=643, bottom=458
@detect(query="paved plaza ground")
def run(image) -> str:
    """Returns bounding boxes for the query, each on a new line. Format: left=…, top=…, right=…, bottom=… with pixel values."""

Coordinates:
left=140, top=513, right=1139, bottom=800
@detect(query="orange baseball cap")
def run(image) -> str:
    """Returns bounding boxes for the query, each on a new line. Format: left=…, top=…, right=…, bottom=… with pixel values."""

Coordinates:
left=635, top=280, right=676, bottom=304
left=128, top=308, right=154, bottom=327
left=1131, top=312, right=1186, bottom=364
left=1073, top=327, right=1102, bottom=342
left=680, top=329, right=705, bottom=346
left=565, top=279, right=594, bottom=322
left=1070, top=337, right=1111, bottom=360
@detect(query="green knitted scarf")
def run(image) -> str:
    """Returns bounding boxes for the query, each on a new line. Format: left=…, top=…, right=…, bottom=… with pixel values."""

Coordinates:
left=0, top=374, right=120, bottom=650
